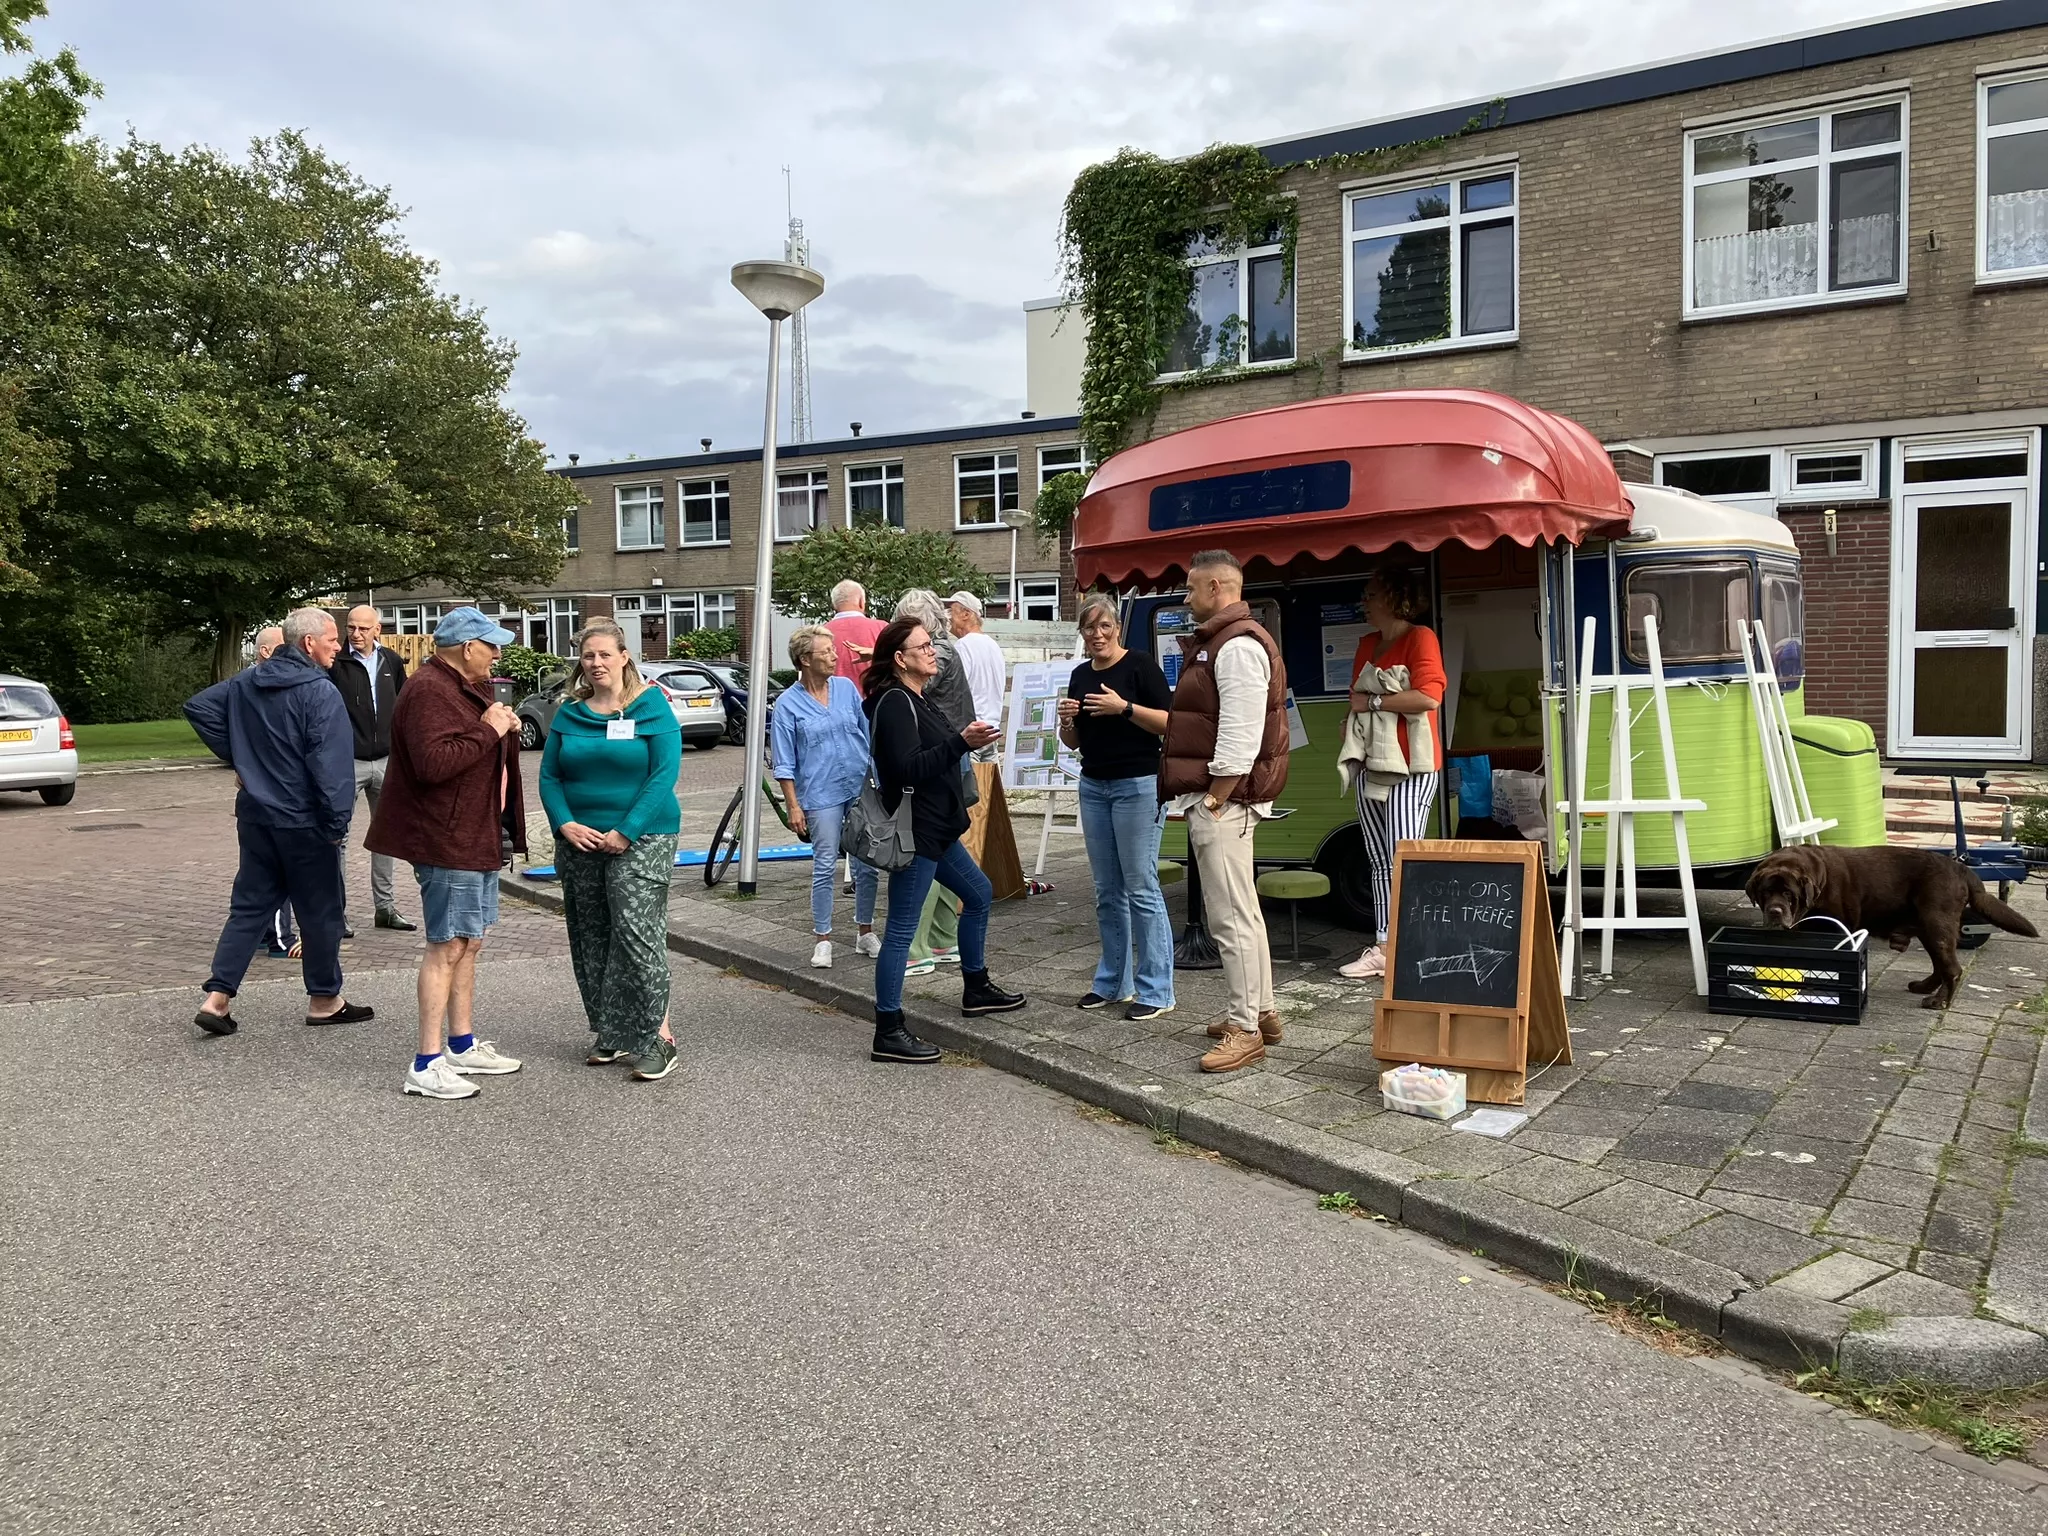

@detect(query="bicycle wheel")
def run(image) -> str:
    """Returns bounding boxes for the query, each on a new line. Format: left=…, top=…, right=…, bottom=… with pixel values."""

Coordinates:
left=704, top=783, right=744, bottom=887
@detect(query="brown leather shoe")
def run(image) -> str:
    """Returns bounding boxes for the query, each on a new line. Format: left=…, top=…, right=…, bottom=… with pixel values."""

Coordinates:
left=1207, top=1011, right=1285, bottom=1043
left=1200, top=1027, right=1267, bottom=1073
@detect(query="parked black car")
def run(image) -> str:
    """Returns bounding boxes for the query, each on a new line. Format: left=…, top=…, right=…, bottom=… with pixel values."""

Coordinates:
left=516, top=668, right=726, bottom=752
left=643, top=660, right=779, bottom=746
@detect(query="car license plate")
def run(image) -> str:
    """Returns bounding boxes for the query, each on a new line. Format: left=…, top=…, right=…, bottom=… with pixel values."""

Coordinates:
left=686, top=698, right=714, bottom=708
left=0, top=729, right=33, bottom=742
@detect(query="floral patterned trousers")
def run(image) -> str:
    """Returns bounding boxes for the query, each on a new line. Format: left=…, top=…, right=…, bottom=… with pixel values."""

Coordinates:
left=557, top=833, right=678, bottom=1056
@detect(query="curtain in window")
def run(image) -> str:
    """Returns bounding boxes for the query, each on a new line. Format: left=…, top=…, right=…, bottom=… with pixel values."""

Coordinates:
left=1988, top=188, right=2048, bottom=272
left=1832, top=211, right=1898, bottom=286
left=1692, top=221, right=1817, bottom=307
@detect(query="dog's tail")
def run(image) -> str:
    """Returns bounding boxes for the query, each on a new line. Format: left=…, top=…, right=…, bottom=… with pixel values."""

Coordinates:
left=1969, top=883, right=2039, bottom=938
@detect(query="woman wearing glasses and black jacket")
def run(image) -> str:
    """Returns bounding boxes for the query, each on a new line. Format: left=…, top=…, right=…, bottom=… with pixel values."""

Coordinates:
left=862, top=614, right=1027, bottom=1064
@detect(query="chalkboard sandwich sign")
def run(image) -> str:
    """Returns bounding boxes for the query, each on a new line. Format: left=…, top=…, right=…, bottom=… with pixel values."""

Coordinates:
left=1371, top=839, right=1571, bottom=1106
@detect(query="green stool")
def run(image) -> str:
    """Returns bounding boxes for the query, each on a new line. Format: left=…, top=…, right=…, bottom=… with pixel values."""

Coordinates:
left=1156, top=858, right=1186, bottom=886
left=1256, top=869, right=1331, bottom=961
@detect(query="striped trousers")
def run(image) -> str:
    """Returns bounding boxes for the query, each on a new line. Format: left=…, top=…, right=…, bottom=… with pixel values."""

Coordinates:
left=1356, top=771, right=1440, bottom=943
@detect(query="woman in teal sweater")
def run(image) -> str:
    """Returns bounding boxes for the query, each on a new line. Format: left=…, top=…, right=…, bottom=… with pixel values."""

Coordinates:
left=539, top=619, right=684, bottom=1081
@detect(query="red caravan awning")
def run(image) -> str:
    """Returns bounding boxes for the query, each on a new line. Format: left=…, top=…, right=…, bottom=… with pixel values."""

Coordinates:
left=1072, top=388, right=1633, bottom=590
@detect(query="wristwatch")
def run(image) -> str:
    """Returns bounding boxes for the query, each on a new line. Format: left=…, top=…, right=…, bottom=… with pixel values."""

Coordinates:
left=1369, top=694, right=1384, bottom=713
left=1203, top=794, right=1224, bottom=815
left=1121, top=702, right=1134, bottom=720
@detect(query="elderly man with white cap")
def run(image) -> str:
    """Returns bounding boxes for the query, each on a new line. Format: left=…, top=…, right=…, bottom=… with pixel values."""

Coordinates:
left=944, top=590, right=1006, bottom=760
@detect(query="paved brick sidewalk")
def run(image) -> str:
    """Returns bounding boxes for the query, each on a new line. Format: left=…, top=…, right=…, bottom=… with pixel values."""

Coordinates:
left=512, top=810, right=2048, bottom=1384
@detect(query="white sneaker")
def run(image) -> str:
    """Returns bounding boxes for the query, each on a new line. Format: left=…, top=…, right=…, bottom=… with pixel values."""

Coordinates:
left=404, top=1055, right=479, bottom=1100
left=811, top=939, right=833, bottom=968
left=930, top=947, right=961, bottom=967
left=855, top=932, right=881, bottom=958
left=1338, top=945, right=1386, bottom=980
left=446, top=1039, right=522, bottom=1075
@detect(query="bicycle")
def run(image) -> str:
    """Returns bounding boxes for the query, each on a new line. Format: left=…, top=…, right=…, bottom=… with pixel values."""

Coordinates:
left=704, top=774, right=795, bottom=887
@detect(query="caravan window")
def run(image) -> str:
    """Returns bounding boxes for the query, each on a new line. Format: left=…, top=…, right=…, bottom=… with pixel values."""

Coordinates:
left=1623, top=563, right=1751, bottom=664
left=1761, top=563, right=1804, bottom=685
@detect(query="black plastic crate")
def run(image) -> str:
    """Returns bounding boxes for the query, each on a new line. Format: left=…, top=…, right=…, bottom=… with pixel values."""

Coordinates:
left=1706, top=923, right=1867, bottom=1025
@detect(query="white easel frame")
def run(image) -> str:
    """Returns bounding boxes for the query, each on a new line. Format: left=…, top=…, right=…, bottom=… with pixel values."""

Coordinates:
left=1739, top=619, right=1836, bottom=846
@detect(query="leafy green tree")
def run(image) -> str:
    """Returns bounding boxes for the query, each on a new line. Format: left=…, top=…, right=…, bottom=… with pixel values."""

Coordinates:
left=772, top=525, right=996, bottom=622
left=13, top=131, right=578, bottom=677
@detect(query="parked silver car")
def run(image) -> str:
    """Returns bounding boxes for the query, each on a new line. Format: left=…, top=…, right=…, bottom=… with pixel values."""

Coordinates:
left=516, top=667, right=726, bottom=752
left=0, top=673, right=80, bottom=805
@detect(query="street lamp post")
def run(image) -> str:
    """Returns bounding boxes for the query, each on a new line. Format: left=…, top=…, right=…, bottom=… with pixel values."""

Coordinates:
left=730, top=259, right=825, bottom=895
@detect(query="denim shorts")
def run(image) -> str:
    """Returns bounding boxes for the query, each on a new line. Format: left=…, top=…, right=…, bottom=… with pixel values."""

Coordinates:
left=414, top=864, right=500, bottom=943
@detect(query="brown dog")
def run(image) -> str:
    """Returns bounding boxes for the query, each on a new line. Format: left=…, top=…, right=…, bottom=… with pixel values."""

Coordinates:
left=1745, top=845, right=2037, bottom=1009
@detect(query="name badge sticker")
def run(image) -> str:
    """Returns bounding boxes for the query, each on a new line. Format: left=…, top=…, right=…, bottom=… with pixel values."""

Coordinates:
left=607, top=718, right=637, bottom=741
left=1195, top=650, right=1208, bottom=662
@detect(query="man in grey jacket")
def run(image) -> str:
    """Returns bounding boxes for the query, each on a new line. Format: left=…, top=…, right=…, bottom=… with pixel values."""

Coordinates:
left=183, top=607, right=371, bottom=1036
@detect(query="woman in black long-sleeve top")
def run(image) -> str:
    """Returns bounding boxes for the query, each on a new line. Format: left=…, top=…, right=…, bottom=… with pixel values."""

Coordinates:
left=862, top=616, right=1027, bottom=1063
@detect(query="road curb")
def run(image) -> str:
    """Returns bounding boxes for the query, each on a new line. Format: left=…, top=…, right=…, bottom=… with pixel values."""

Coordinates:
left=499, top=871, right=2048, bottom=1390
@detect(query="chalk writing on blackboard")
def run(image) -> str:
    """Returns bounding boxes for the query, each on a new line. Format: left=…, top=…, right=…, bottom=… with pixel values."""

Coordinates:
left=1391, top=858, right=1527, bottom=1011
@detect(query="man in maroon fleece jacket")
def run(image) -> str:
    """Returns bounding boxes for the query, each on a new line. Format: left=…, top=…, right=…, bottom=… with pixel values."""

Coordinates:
left=368, top=608, right=529, bottom=1101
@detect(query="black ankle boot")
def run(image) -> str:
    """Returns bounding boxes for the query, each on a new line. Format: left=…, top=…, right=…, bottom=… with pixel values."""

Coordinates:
left=961, top=969, right=1026, bottom=1016
left=872, top=1009, right=940, bottom=1065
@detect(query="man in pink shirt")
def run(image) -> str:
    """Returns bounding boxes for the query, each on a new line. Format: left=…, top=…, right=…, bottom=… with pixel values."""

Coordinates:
left=825, top=579, right=885, bottom=688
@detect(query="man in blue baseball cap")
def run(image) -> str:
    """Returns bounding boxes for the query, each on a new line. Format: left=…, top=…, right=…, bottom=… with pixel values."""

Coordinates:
left=367, top=606, right=528, bottom=1100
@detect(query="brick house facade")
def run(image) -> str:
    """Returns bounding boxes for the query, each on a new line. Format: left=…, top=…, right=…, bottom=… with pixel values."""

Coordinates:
left=364, top=416, right=1086, bottom=661
left=1095, top=0, right=2048, bottom=762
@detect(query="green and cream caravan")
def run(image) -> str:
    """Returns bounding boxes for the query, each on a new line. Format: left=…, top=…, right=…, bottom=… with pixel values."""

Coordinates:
left=1078, top=392, right=1884, bottom=936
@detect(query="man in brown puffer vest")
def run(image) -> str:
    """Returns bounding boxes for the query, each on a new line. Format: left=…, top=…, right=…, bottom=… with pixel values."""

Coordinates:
left=1159, top=549, right=1290, bottom=1072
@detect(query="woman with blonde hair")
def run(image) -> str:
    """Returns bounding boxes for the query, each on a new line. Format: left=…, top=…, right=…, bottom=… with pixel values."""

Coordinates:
left=771, top=623, right=879, bottom=968
left=538, top=618, right=684, bottom=1080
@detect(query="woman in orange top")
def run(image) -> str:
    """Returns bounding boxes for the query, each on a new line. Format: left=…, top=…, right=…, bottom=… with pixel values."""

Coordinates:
left=1339, top=566, right=1446, bottom=980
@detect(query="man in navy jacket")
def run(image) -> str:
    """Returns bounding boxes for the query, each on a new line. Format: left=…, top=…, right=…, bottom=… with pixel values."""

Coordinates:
left=183, top=607, right=371, bottom=1036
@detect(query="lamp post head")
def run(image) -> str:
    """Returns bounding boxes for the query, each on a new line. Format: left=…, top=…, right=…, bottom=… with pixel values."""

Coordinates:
left=731, top=260, right=824, bottom=321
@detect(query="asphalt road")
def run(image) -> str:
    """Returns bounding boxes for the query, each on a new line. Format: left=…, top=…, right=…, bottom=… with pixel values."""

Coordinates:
left=3, top=954, right=2041, bottom=1536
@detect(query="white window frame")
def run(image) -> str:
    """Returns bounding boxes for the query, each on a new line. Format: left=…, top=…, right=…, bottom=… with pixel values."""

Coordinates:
left=775, top=468, right=827, bottom=543
left=546, top=598, right=581, bottom=658
left=697, top=591, right=738, bottom=631
left=1014, top=576, right=1060, bottom=623
left=1157, top=228, right=1296, bottom=379
left=845, top=460, right=906, bottom=529
left=954, top=451, right=1018, bottom=530
left=614, top=483, right=664, bottom=551
left=562, top=508, right=580, bottom=553
left=1781, top=442, right=1879, bottom=502
left=1037, top=444, right=1093, bottom=489
left=1343, top=164, right=1519, bottom=359
left=1681, top=95, right=1909, bottom=320
left=1977, top=66, right=2048, bottom=284
left=679, top=477, right=732, bottom=547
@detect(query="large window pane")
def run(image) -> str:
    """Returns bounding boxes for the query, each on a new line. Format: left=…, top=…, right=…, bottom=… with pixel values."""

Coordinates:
left=1164, top=260, right=1240, bottom=371
left=1915, top=504, right=2012, bottom=630
left=1913, top=648, right=2008, bottom=738
left=1462, top=175, right=1514, bottom=213
left=1352, top=228, right=1450, bottom=349
left=1352, top=183, right=1450, bottom=230
left=1623, top=564, right=1752, bottom=664
left=1246, top=252, right=1293, bottom=363
left=1660, top=455, right=1771, bottom=497
left=1692, top=167, right=1818, bottom=306
left=1830, top=156, right=1899, bottom=289
left=1461, top=220, right=1514, bottom=334
left=1986, top=128, right=2048, bottom=272
left=1694, top=117, right=1818, bottom=173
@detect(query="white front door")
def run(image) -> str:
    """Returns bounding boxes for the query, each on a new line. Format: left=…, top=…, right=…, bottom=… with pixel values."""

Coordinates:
left=1890, top=465, right=2034, bottom=760
left=612, top=596, right=645, bottom=660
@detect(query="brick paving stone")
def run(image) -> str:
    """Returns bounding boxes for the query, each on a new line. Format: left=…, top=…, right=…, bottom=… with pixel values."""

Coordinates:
left=1419, top=1134, right=1531, bottom=1179
left=1600, top=1156, right=1715, bottom=1198
left=1482, top=1154, right=1618, bottom=1209
left=1931, top=1186, right=2004, bottom=1230
left=1610, top=1128, right=1738, bottom=1169
left=1520, top=1104, right=1649, bottom=1140
left=1560, top=1181, right=1717, bottom=1241
left=1863, top=1135, right=1947, bottom=1175
left=1772, top=1251, right=1895, bottom=1301
left=1664, top=1080, right=1776, bottom=1116
left=1840, top=1164, right=1939, bottom=1212
left=1327, top=1112, right=1451, bottom=1155
left=1912, top=1250, right=1988, bottom=1292
left=1710, top=1156, right=1849, bottom=1208
left=1510, top=1129, right=1619, bottom=1164
left=1832, top=1237, right=1916, bottom=1271
left=1554, top=1078, right=1667, bottom=1111
left=1263, top=1088, right=1369, bottom=1129
left=1701, top=1187, right=1829, bottom=1234
left=1668, top=1213, right=1831, bottom=1283
left=1822, top=1197, right=1931, bottom=1246
left=1841, top=1269, right=1978, bottom=1317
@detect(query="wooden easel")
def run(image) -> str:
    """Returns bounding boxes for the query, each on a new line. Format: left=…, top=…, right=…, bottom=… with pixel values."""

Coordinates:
left=1372, top=840, right=1572, bottom=1105
left=1559, top=615, right=1710, bottom=995
left=1739, top=619, right=1835, bottom=847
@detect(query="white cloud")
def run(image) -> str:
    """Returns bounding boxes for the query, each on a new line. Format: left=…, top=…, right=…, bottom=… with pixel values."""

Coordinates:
left=40, top=0, right=1913, bottom=462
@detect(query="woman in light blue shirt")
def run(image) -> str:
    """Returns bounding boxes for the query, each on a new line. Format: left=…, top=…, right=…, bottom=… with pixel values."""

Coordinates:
left=772, top=625, right=880, bottom=969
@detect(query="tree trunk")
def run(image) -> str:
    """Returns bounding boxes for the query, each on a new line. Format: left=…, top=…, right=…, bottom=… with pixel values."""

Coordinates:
left=211, top=621, right=244, bottom=683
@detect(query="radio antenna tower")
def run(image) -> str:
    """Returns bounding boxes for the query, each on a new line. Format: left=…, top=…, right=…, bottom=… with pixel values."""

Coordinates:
left=783, top=166, right=812, bottom=444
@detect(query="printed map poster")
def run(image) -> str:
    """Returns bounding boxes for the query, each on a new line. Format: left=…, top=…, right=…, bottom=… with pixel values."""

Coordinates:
left=1003, top=658, right=1083, bottom=790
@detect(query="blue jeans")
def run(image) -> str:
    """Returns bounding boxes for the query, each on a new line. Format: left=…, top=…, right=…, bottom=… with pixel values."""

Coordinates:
left=1078, top=773, right=1174, bottom=1007
left=415, top=864, right=500, bottom=944
left=875, top=840, right=991, bottom=1014
left=805, top=798, right=877, bottom=936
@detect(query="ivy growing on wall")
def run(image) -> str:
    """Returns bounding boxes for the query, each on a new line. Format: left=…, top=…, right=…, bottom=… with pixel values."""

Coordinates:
left=1047, top=108, right=1503, bottom=537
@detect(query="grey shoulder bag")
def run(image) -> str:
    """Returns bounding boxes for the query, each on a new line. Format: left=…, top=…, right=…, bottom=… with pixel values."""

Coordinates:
left=843, top=691, right=918, bottom=872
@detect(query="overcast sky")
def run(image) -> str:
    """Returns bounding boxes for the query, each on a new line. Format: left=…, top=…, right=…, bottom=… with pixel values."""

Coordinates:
left=37, top=0, right=1915, bottom=463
